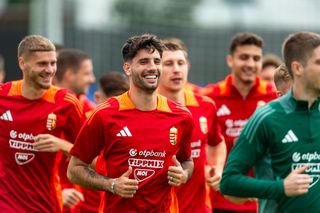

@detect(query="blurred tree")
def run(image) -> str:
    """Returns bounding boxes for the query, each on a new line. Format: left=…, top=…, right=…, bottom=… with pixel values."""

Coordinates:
left=8, top=0, right=31, bottom=5
left=113, top=0, right=201, bottom=27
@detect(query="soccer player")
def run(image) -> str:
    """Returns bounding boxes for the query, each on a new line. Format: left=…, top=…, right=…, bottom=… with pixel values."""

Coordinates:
left=200, top=32, right=277, bottom=213
left=54, top=48, right=97, bottom=212
left=94, top=71, right=129, bottom=104
left=0, top=35, right=85, bottom=212
left=220, top=31, right=320, bottom=212
left=158, top=38, right=226, bottom=212
left=54, top=48, right=96, bottom=118
left=274, top=64, right=292, bottom=97
left=260, top=53, right=282, bottom=85
left=67, top=34, right=194, bottom=212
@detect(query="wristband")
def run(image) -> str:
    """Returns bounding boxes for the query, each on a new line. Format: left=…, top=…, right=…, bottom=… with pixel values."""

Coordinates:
left=111, top=178, right=116, bottom=194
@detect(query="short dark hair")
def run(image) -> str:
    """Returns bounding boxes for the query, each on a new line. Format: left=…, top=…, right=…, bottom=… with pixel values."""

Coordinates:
left=99, top=71, right=129, bottom=97
left=162, top=37, right=188, bottom=59
left=282, top=31, right=320, bottom=78
left=121, top=34, right=164, bottom=62
left=229, top=32, right=264, bottom=54
left=18, top=35, right=55, bottom=58
left=262, top=53, right=282, bottom=69
left=274, top=64, right=291, bottom=90
left=56, top=48, right=91, bottom=82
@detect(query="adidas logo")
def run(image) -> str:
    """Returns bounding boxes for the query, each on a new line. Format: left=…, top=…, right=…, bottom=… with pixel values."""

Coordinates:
left=116, top=126, right=132, bottom=137
left=282, top=130, right=298, bottom=143
left=217, top=105, right=231, bottom=116
left=0, top=110, right=13, bottom=121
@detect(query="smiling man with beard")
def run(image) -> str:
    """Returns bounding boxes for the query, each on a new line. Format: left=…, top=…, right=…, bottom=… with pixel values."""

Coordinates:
left=0, top=35, right=86, bottom=212
left=67, top=34, right=194, bottom=212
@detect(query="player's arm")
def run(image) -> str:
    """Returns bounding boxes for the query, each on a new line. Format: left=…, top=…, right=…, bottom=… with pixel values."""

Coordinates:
left=220, top=107, right=312, bottom=199
left=167, top=155, right=194, bottom=186
left=206, top=139, right=226, bottom=191
left=67, top=156, right=139, bottom=198
left=34, top=134, right=73, bottom=156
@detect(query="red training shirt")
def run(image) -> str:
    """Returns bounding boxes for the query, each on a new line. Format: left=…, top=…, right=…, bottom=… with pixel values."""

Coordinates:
left=200, top=75, right=277, bottom=212
left=0, top=80, right=85, bottom=213
left=70, top=92, right=194, bottom=213
left=175, top=91, right=224, bottom=213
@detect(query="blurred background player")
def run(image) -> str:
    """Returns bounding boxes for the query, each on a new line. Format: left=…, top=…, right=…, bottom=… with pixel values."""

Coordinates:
left=54, top=48, right=96, bottom=212
left=274, top=64, right=292, bottom=97
left=260, top=53, right=282, bottom=85
left=0, top=54, right=5, bottom=83
left=165, top=37, right=202, bottom=94
left=94, top=71, right=129, bottom=103
left=200, top=32, right=277, bottom=213
left=54, top=48, right=96, bottom=117
left=0, top=35, right=85, bottom=212
left=158, top=38, right=226, bottom=212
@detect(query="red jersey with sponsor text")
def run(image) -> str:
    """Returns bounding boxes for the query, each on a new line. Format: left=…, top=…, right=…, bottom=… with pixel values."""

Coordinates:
left=175, top=91, right=224, bottom=213
left=200, top=75, right=277, bottom=212
left=70, top=92, right=194, bottom=213
left=0, top=80, right=85, bottom=213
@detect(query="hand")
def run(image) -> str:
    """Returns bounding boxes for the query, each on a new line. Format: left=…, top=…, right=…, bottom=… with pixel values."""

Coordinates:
left=225, top=195, right=257, bottom=204
left=284, top=165, right=312, bottom=196
left=34, top=134, right=66, bottom=152
left=62, top=188, right=84, bottom=207
left=205, top=165, right=221, bottom=191
left=167, top=155, right=188, bottom=187
left=112, top=166, right=139, bottom=198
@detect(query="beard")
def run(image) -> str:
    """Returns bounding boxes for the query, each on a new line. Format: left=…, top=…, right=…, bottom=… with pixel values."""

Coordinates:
left=28, top=71, right=52, bottom=90
left=131, top=69, right=160, bottom=93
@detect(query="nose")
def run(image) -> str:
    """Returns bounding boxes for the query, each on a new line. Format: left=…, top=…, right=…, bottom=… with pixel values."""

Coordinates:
left=147, top=61, right=158, bottom=71
left=46, top=63, right=56, bottom=74
left=172, top=62, right=182, bottom=73
left=246, top=57, right=255, bottom=67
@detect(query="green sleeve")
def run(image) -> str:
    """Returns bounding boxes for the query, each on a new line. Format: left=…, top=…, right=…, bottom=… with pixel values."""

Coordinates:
left=220, top=106, right=285, bottom=199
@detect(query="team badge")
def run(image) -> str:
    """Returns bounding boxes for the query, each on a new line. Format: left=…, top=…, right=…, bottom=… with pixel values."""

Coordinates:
left=199, top=116, right=208, bottom=134
left=169, top=126, right=178, bottom=145
left=46, top=113, right=57, bottom=131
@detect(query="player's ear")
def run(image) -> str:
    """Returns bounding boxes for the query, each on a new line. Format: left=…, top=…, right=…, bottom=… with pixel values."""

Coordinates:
left=123, top=62, right=131, bottom=76
left=18, top=57, right=25, bottom=71
left=226, top=54, right=233, bottom=68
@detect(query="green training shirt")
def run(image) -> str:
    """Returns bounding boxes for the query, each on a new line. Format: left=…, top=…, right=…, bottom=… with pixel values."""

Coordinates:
left=220, top=91, right=320, bottom=213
